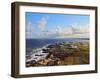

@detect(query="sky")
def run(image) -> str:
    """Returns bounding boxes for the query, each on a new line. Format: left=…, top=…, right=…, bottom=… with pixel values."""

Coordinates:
left=25, top=12, right=90, bottom=39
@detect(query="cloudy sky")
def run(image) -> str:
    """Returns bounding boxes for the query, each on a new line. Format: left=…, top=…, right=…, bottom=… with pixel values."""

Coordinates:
left=25, top=12, right=90, bottom=39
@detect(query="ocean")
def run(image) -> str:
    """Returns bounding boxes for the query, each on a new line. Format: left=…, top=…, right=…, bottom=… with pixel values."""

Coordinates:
left=26, top=38, right=89, bottom=49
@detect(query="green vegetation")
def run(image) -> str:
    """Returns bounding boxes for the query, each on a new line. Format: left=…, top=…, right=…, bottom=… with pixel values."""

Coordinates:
left=26, top=41, right=89, bottom=67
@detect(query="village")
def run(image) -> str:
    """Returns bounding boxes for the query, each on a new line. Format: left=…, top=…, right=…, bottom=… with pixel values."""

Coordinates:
left=26, top=41, right=89, bottom=67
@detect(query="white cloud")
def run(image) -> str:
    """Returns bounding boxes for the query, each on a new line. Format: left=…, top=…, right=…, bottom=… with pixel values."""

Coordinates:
left=26, top=21, right=89, bottom=39
left=26, top=16, right=49, bottom=39
left=37, top=16, right=48, bottom=31
left=26, top=21, right=39, bottom=39
left=71, top=24, right=89, bottom=34
left=26, top=21, right=49, bottom=39
left=42, top=24, right=90, bottom=38
left=26, top=22, right=34, bottom=38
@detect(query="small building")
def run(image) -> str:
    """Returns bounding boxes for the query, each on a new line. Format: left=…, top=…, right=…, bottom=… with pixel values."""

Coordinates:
left=67, top=44, right=78, bottom=49
left=70, top=45, right=78, bottom=49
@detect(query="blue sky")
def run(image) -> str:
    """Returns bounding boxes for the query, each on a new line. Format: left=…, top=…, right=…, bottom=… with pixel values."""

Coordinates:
left=25, top=12, right=90, bottom=39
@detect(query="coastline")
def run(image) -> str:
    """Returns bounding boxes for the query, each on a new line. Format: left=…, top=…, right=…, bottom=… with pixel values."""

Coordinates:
left=26, top=40, right=89, bottom=67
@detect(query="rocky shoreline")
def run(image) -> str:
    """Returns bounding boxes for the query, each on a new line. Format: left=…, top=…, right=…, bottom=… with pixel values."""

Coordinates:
left=26, top=41, right=89, bottom=67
